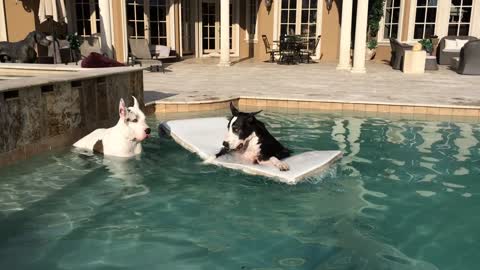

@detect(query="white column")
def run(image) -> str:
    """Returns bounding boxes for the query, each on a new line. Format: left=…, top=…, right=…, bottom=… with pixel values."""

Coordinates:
left=337, top=0, right=353, bottom=70
left=99, top=0, right=113, bottom=57
left=0, top=0, right=7, bottom=41
left=218, top=0, right=231, bottom=66
left=351, top=0, right=369, bottom=73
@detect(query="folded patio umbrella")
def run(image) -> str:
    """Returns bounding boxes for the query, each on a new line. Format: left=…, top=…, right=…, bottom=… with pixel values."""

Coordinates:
left=38, top=0, right=68, bottom=23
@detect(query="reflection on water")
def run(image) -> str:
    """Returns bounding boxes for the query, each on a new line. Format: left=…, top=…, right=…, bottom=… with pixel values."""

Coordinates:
left=0, top=112, right=479, bottom=270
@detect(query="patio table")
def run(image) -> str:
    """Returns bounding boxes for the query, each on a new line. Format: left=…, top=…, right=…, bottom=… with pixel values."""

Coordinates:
left=276, top=36, right=309, bottom=64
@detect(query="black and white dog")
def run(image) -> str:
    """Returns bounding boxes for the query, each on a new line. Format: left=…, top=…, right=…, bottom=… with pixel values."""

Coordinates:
left=216, top=103, right=291, bottom=171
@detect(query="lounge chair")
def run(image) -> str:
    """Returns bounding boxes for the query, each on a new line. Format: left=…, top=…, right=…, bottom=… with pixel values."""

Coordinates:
left=128, top=38, right=171, bottom=72
left=450, top=40, right=480, bottom=75
left=389, top=38, right=413, bottom=70
left=262, top=35, right=279, bottom=62
left=436, top=36, right=477, bottom=65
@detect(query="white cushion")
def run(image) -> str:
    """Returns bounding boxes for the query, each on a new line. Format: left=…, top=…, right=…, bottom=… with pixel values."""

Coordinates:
left=443, top=48, right=461, bottom=53
left=456, top=39, right=469, bottom=49
left=150, top=45, right=171, bottom=57
left=444, top=39, right=457, bottom=50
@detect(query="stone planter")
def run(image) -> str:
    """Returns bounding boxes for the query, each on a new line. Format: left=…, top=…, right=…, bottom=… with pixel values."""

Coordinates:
left=365, top=48, right=376, bottom=60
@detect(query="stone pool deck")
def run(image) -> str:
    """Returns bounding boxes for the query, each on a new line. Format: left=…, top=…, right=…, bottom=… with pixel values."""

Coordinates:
left=144, top=59, right=480, bottom=116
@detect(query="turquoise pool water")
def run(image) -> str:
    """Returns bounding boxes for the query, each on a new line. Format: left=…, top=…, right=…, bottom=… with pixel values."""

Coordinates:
left=0, top=111, right=479, bottom=270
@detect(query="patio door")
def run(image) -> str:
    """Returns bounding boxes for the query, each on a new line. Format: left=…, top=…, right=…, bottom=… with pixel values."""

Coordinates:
left=181, top=0, right=195, bottom=55
left=200, top=0, right=233, bottom=55
left=126, top=0, right=169, bottom=46
left=279, top=0, right=320, bottom=51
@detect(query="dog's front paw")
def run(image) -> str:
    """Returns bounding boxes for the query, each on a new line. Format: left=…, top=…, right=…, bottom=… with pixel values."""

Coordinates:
left=276, top=161, right=290, bottom=171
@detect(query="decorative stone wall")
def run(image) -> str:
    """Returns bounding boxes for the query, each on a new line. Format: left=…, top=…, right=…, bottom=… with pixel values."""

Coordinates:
left=0, top=70, right=144, bottom=167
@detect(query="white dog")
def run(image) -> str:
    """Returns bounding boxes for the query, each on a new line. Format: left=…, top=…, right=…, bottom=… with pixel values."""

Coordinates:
left=73, top=96, right=151, bottom=158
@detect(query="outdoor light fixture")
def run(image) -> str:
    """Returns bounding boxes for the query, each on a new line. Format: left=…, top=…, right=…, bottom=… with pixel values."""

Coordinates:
left=326, top=0, right=334, bottom=13
left=265, top=0, right=273, bottom=13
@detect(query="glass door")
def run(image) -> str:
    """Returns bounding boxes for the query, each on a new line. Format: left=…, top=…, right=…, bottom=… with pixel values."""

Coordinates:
left=200, top=0, right=233, bottom=55
left=181, top=0, right=195, bottom=55
left=202, top=0, right=217, bottom=53
left=126, top=0, right=169, bottom=45
left=149, top=0, right=168, bottom=45
left=279, top=0, right=319, bottom=50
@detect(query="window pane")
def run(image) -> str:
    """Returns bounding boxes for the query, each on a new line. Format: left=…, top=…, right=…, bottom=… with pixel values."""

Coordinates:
left=385, top=9, right=392, bottom=23
left=391, top=25, right=398, bottom=38
left=302, top=10, right=308, bottom=23
left=386, top=0, right=393, bottom=7
left=202, top=38, right=208, bottom=49
left=424, top=24, right=435, bottom=38
left=384, top=24, right=390, bottom=38
left=136, top=6, right=144, bottom=20
left=463, top=0, right=472, bottom=5
left=150, top=24, right=158, bottom=36
left=309, top=25, right=316, bottom=37
left=209, top=38, right=215, bottom=49
left=288, top=25, right=295, bottom=35
left=281, top=25, right=287, bottom=36
left=289, top=10, right=296, bottom=23
left=282, top=0, right=288, bottom=8
left=301, top=24, right=308, bottom=36
left=289, top=0, right=296, bottom=9
left=392, top=9, right=399, bottom=22
left=309, top=10, right=316, bottom=23
left=448, top=24, right=458, bottom=35
left=151, top=38, right=159, bottom=45
left=310, top=0, right=318, bottom=8
left=417, top=0, right=426, bottom=6
left=451, top=0, right=461, bottom=5
left=281, top=10, right=288, bottom=23
left=150, top=8, right=158, bottom=21
left=208, top=27, right=214, bottom=37
left=137, top=22, right=144, bottom=36
left=416, top=8, right=426, bottom=22
left=159, top=38, right=167, bottom=46
left=426, top=8, right=436, bottom=22
left=461, top=7, right=472, bottom=23
left=414, top=24, right=424, bottom=39
left=459, top=24, right=469, bottom=35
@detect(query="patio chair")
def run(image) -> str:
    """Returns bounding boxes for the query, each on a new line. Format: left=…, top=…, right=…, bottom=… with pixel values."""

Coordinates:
left=128, top=38, right=165, bottom=72
left=299, top=35, right=321, bottom=63
left=450, top=40, right=480, bottom=75
left=262, top=35, right=279, bottom=62
left=436, top=36, right=478, bottom=65
left=389, top=38, right=413, bottom=70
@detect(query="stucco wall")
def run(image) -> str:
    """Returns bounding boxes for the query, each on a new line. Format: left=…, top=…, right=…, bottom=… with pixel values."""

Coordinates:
left=254, top=0, right=273, bottom=61
left=320, top=0, right=341, bottom=61
left=4, top=0, right=37, bottom=42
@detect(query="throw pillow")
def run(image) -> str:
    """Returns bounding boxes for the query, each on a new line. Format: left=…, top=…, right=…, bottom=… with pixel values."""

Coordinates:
left=456, top=39, right=470, bottom=49
left=444, top=39, right=457, bottom=50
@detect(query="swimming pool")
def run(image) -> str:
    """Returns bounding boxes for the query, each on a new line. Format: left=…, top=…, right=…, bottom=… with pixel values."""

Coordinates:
left=0, top=111, right=478, bottom=270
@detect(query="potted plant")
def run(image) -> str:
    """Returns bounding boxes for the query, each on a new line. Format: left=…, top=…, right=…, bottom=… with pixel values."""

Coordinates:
left=419, top=38, right=433, bottom=55
left=67, top=33, right=81, bottom=62
left=366, top=39, right=377, bottom=60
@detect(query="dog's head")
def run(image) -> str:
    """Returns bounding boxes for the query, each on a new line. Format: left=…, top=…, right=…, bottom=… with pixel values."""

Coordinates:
left=222, top=102, right=262, bottom=151
left=119, top=96, right=151, bottom=142
left=29, top=31, right=51, bottom=47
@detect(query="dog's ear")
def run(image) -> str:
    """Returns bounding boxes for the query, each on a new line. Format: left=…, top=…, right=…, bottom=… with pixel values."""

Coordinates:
left=132, top=96, right=140, bottom=109
left=250, top=110, right=262, bottom=116
left=230, top=102, right=239, bottom=116
left=119, top=98, right=127, bottom=119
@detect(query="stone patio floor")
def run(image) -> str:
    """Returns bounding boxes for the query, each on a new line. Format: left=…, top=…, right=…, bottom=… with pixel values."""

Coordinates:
left=143, top=58, right=480, bottom=107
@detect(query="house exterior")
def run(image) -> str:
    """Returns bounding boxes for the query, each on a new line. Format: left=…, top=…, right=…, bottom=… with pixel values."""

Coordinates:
left=1, top=0, right=479, bottom=72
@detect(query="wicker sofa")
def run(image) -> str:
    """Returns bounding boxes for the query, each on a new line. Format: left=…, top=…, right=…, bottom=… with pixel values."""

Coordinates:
left=436, top=36, right=478, bottom=65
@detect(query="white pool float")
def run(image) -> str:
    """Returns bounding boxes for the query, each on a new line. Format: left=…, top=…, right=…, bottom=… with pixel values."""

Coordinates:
left=161, top=117, right=342, bottom=184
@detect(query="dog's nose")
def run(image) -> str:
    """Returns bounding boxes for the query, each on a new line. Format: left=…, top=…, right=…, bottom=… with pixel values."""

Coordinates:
left=222, top=141, right=229, bottom=148
left=145, top=128, right=151, bottom=135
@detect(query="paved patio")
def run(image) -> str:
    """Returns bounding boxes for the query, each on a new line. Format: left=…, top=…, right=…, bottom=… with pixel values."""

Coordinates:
left=144, top=59, right=480, bottom=107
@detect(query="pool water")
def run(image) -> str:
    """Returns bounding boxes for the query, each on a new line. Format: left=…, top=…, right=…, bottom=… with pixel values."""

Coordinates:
left=0, top=111, right=479, bottom=270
